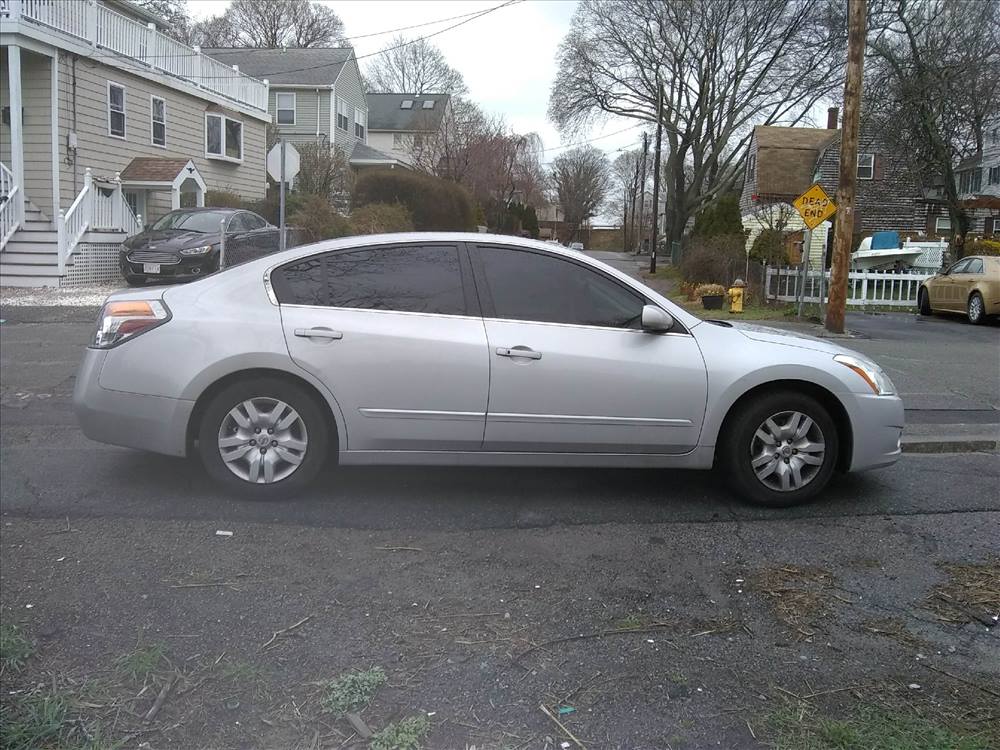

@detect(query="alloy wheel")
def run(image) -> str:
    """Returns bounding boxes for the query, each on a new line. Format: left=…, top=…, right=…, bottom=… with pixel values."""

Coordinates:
left=749, top=410, right=826, bottom=492
left=969, top=295, right=983, bottom=323
left=217, top=397, right=308, bottom=483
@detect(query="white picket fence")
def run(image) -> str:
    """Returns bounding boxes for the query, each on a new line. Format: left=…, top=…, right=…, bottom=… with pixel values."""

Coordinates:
left=766, top=266, right=935, bottom=308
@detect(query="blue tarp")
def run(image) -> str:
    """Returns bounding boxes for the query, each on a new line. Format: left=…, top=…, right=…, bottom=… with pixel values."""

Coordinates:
left=870, top=231, right=900, bottom=250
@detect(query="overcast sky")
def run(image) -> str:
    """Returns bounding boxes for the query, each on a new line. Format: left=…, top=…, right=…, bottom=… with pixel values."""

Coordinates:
left=186, top=0, right=645, bottom=165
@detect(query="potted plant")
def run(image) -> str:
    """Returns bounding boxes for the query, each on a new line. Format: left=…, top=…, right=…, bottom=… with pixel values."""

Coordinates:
left=696, top=283, right=726, bottom=310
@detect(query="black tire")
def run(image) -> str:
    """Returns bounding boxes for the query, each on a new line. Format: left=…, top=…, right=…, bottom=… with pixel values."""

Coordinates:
left=197, top=377, right=330, bottom=500
left=918, top=287, right=932, bottom=316
left=719, top=390, right=839, bottom=508
left=124, top=274, right=146, bottom=287
left=967, top=292, right=985, bottom=325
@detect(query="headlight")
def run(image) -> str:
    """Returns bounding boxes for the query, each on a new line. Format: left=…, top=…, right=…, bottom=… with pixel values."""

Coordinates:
left=92, top=300, right=170, bottom=348
left=179, top=245, right=214, bottom=256
left=834, top=354, right=896, bottom=395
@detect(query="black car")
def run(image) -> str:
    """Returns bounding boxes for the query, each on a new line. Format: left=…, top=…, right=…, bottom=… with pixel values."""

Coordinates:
left=120, top=208, right=282, bottom=286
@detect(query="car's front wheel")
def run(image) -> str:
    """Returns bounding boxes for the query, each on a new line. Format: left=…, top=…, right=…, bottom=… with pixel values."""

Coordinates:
left=197, top=377, right=329, bottom=499
left=918, top=288, right=932, bottom=316
left=967, top=292, right=985, bottom=325
left=720, top=391, right=838, bottom=507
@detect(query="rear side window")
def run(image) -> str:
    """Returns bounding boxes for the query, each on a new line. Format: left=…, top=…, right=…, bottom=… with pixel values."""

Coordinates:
left=478, top=246, right=643, bottom=328
left=964, top=258, right=984, bottom=274
left=273, top=245, right=466, bottom=315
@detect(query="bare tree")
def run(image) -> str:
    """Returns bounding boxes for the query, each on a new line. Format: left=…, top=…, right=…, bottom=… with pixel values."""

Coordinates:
left=366, top=35, right=468, bottom=95
left=551, top=147, right=612, bottom=241
left=190, top=0, right=346, bottom=48
left=550, top=0, right=847, bottom=246
left=130, top=0, right=192, bottom=42
left=865, top=0, right=1000, bottom=254
left=612, top=148, right=648, bottom=251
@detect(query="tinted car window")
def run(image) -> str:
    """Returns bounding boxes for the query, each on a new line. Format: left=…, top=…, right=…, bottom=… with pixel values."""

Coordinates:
left=228, top=214, right=253, bottom=233
left=243, top=212, right=267, bottom=231
left=151, top=210, right=232, bottom=233
left=947, top=259, right=970, bottom=274
left=964, top=258, right=984, bottom=274
left=273, top=245, right=466, bottom=315
left=479, top=246, right=643, bottom=328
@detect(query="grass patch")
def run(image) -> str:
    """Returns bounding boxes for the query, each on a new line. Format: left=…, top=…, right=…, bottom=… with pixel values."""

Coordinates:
left=218, top=659, right=266, bottom=682
left=0, top=691, right=69, bottom=750
left=768, top=703, right=993, bottom=750
left=925, top=559, right=1000, bottom=626
left=115, top=642, right=167, bottom=682
left=613, top=612, right=650, bottom=630
left=0, top=623, right=33, bottom=673
left=752, top=565, right=836, bottom=635
left=322, top=666, right=387, bottom=716
left=369, top=715, right=431, bottom=750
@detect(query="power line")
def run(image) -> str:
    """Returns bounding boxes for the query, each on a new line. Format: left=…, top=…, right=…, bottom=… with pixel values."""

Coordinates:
left=539, top=123, right=646, bottom=154
left=83, top=0, right=522, bottom=76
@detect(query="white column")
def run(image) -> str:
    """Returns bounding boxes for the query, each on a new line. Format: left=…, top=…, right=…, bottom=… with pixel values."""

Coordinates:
left=85, top=0, right=98, bottom=46
left=50, top=50, right=60, bottom=224
left=171, top=189, right=180, bottom=211
left=112, top=172, right=124, bottom=230
left=7, top=46, right=25, bottom=227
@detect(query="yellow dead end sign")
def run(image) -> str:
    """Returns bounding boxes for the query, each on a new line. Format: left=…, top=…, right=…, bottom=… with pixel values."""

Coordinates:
left=792, top=183, right=837, bottom=230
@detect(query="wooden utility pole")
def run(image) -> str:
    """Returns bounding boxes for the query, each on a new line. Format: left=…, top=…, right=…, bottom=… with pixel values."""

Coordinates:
left=637, top=131, right=649, bottom=254
left=825, top=0, right=867, bottom=333
left=649, top=76, right=664, bottom=274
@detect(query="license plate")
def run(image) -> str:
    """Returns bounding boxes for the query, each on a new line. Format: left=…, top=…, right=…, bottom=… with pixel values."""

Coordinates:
left=143, top=263, right=161, bottom=274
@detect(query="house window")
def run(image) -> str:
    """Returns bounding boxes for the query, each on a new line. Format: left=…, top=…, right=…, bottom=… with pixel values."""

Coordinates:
left=935, top=215, right=951, bottom=233
left=393, top=132, right=405, bottom=149
left=355, top=109, right=366, bottom=141
left=746, top=152, right=756, bottom=181
left=336, top=98, right=349, bottom=131
left=989, top=166, right=1000, bottom=186
left=205, top=113, right=243, bottom=162
left=857, top=153, right=874, bottom=180
left=150, top=96, right=166, bottom=147
left=400, top=99, right=413, bottom=109
left=422, top=100, right=435, bottom=110
left=276, top=92, right=295, bottom=125
left=970, top=168, right=983, bottom=193
left=108, top=82, right=126, bottom=139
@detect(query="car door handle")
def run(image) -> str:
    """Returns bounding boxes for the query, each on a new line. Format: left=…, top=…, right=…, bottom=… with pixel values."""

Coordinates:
left=294, top=327, right=343, bottom=340
left=496, top=346, right=542, bottom=360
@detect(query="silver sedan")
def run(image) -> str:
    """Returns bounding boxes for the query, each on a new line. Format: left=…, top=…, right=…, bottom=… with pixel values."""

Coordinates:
left=74, top=233, right=904, bottom=506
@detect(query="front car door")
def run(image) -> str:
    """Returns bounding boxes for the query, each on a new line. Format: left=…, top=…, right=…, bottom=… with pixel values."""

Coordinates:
left=271, top=242, right=489, bottom=452
left=471, top=244, right=708, bottom=454
left=931, top=258, right=969, bottom=310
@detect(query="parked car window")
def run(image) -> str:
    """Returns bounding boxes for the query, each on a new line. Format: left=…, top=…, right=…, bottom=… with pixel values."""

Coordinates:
left=479, top=246, right=643, bottom=328
left=151, top=210, right=232, bottom=233
left=273, top=245, right=467, bottom=316
left=964, top=258, right=984, bottom=274
left=946, top=259, right=971, bottom=274
left=243, top=213, right=267, bottom=231
left=227, top=213, right=253, bottom=233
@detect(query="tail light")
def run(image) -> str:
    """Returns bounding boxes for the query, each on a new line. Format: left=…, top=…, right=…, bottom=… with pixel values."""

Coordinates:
left=92, top=300, right=170, bottom=348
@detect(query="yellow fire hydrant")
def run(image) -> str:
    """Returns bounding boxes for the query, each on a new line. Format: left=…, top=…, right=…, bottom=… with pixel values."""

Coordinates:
left=728, top=279, right=746, bottom=313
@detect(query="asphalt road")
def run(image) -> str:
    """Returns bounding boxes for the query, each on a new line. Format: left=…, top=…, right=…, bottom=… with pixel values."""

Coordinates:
left=0, top=305, right=997, bottom=530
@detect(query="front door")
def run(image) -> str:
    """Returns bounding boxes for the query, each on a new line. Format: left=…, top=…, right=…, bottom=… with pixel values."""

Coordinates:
left=273, top=242, right=489, bottom=452
left=472, top=245, right=708, bottom=454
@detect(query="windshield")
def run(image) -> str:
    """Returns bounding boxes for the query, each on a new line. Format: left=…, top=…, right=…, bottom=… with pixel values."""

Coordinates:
left=151, top=211, right=230, bottom=233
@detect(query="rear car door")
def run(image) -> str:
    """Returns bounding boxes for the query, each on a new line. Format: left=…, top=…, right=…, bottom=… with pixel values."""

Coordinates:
left=472, top=244, right=708, bottom=454
left=272, top=242, right=489, bottom=452
left=241, top=212, right=278, bottom=258
left=950, top=257, right=984, bottom=310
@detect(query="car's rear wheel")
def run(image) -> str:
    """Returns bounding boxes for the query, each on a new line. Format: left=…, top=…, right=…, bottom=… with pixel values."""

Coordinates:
left=967, top=292, right=985, bottom=325
left=720, top=391, right=839, bottom=507
left=918, top=287, right=932, bottom=316
left=197, top=377, right=329, bottom=499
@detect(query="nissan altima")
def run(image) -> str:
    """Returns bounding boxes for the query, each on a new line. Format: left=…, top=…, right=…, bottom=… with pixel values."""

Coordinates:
left=75, top=233, right=904, bottom=506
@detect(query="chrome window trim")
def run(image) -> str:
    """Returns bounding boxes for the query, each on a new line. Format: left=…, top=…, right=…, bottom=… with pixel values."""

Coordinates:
left=483, top=315, right=693, bottom=337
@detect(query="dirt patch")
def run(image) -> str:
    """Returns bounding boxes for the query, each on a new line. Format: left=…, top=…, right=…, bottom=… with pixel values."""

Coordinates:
left=751, top=565, right=838, bottom=637
left=924, top=560, right=1000, bottom=628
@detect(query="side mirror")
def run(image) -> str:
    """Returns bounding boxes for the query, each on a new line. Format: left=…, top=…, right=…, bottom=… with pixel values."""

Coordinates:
left=641, top=304, right=674, bottom=333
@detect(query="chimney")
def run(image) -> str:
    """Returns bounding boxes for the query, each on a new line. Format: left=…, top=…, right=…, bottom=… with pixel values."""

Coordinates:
left=827, top=106, right=839, bottom=129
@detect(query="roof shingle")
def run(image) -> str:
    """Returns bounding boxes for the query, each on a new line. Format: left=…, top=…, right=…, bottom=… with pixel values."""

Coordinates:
left=201, top=48, right=353, bottom=85
left=754, top=126, right=839, bottom=197
left=366, top=93, right=450, bottom=132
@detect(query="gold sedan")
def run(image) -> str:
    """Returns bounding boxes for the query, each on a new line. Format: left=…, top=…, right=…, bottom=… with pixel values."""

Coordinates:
left=918, top=255, right=1000, bottom=324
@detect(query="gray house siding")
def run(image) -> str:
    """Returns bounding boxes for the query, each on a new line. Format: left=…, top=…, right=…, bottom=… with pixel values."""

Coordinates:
left=54, top=53, right=267, bottom=218
left=0, top=51, right=54, bottom=219
left=331, top=58, right=367, bottom=155
left=269, top=87, right=332, bottom=144
left=738, top=135, right=761, bottom=215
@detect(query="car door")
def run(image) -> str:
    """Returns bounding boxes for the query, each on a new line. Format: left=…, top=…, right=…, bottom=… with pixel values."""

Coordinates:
left=272, top=242, right=490, bottom=452
left=932, top=259, right=969, bottom=310
left=223, top=212, right=253, bottom=266
left=950, top=257, right=984, bottom=309
left=472, top=244, right=708, bottom=454
left=240, top=211, right=277, bottom=258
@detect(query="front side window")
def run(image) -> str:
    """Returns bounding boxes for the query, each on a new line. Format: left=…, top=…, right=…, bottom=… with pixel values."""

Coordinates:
left=275, top=92, right=295, bottom=125
left=273, top=245, right=466, bottom=315
left=243, top=212, right=267, bottom=230
left=206, top=114, right=243, bottom=161
left=151, top=96, right=166, bottom=146
left=108, top=83, right=126, bottom=138
left=479, top=246, right=644, bottom=328
left=857, top=153, right=874, bottom=180
left=152, top=210, right=233, bottom=233
left=354, top=108, right=366, bottom=140
left=935, top=215, right=951, bottom=232
left=336, top=98, right=349, bottom=131
left=946, top=258, right=970, bottom=274
left=989, top=166, right=1000, bottom=186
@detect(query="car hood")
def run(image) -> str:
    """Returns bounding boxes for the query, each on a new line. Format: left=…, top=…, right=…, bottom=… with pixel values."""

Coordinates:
left=126, top=230, right=215, bottom=251
left=724, top=321, right=856, bottom=357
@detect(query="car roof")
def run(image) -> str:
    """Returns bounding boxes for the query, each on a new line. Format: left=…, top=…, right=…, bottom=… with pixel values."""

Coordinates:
left=167, top=207, right=243, bottom=214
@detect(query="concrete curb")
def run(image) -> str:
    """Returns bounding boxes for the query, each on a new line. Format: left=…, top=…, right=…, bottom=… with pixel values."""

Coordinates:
left=901, top=437, right=1000, bottom=454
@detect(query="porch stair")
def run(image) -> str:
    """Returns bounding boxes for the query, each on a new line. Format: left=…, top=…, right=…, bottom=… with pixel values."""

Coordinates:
left=0, top=200, right=70, bottom=288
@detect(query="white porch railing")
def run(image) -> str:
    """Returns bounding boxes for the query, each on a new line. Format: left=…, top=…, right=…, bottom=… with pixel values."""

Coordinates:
left=11, top=0, right=268, bottom=112
left=59, top=167, right=142, bottom=270
left=0, top=161, right=23, bottom=250
left=766, top=266, right=935, bottom=308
